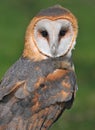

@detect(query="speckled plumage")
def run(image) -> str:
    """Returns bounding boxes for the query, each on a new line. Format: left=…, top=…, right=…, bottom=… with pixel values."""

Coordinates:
left=0, top=5, right=78, bottom=130
left=0, top=56, right=77, bottom=130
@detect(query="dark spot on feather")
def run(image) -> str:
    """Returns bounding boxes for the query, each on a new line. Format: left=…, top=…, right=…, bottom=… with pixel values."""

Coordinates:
left=40, top=84, right=45, bottom=88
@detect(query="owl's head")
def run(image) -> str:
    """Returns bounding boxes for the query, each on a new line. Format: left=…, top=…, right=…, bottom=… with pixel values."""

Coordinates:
left=23, top=5, right=78, bottom=61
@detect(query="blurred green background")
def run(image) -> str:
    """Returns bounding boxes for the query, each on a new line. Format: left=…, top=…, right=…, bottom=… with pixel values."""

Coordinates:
left=0, top=0, right=95, bottom=130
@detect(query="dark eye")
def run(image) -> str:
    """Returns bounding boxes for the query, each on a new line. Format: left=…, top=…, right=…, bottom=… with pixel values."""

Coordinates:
left=59, top=30, right=67, bottom=37
left=40, top=30, right=48, bottom=38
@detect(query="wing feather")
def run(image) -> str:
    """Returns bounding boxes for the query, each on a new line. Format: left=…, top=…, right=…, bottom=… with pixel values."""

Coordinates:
left=0, top=57, right=77, bottom=130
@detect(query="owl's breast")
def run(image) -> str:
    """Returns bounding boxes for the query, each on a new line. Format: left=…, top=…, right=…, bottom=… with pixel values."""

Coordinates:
left=25, top=57, right=73, bottom=93
left=26, top=59, right=56, bottom=92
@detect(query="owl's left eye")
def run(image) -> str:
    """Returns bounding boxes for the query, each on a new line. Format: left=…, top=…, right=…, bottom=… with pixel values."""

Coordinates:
left=59, top=29, right=67, bottom=37
left=40, top=30, right=48, bottom=38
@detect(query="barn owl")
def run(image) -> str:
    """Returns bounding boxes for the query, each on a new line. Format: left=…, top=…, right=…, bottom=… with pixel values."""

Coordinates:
left=0, top=5, right=78, bottom=130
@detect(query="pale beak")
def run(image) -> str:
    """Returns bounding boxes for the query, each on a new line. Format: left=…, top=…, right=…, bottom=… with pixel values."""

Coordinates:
left=50, top=44, right=57, bottom=57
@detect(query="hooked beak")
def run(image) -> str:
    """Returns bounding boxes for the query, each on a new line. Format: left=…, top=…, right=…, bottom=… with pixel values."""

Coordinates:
left=50, top=44, right=57, bottom=57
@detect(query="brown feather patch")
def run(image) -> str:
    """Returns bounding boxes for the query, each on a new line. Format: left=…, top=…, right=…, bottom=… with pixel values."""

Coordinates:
left=46, top=69, right=68, bottom=81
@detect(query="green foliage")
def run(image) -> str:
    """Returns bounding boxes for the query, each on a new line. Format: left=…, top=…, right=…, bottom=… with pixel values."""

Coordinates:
left=0, top=0, right=95, bottom=129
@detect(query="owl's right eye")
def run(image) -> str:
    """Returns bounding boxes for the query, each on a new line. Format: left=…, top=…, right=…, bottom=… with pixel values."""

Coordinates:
left=40, top=30, right=48, bottom=38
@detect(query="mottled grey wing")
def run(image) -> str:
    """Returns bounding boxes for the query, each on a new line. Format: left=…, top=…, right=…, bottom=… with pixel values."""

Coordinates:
left=0, top=57, right=77, bottom=130
left=0, top=59, right=25, bottom=100
left=0, top=57, right=34, bottom=100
